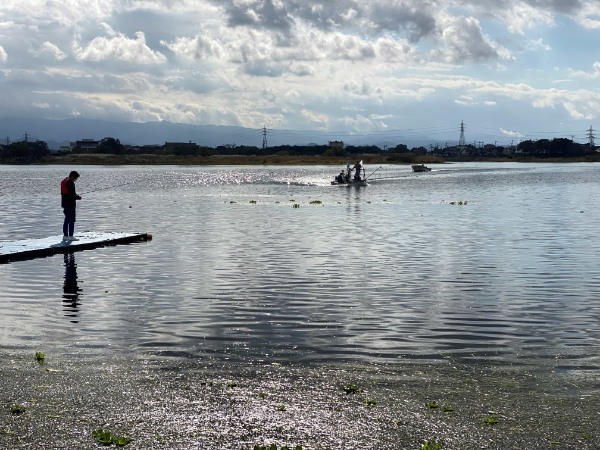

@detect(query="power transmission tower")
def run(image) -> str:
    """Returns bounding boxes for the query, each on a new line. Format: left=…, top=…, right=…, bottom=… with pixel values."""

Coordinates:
left=587, top=125, right=595, bottom=149
left=262, top=125, right=268, bottom=150
left=458, top=121, right=466, bottom=148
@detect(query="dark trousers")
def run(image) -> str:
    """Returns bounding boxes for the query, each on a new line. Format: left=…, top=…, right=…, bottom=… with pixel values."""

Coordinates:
left=63, top=207, right=76, bottom=236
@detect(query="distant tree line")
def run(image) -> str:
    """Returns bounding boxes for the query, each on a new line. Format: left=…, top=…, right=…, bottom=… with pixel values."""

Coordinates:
left=0, top=140, right=50, bottom=162
left=0, top=135, right=597, bottom=162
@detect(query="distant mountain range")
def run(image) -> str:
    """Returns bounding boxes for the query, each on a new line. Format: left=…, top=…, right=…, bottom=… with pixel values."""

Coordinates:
left=0, top=117, right=436, bottom=150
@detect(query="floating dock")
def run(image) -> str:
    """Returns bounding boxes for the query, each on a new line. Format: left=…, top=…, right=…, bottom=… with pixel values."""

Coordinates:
left=0, top=231, right=151, bottom=264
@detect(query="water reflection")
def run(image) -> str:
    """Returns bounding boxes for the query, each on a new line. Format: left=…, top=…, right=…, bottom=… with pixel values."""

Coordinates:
left=62, top=253, right=82, bottom=323
left=1, top=164, right=600, bottom=371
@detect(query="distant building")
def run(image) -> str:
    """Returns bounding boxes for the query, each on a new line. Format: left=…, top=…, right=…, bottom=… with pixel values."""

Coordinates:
left=164, top=141, right=198, bottom=154
left=328, top=140, right=344, bottom=151
left=71, top=139, right=100, bottom=152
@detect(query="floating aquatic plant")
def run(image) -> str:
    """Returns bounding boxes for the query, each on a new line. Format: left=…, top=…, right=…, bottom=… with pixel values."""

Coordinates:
left=422, top=441, right=443, bottom=450
left=252, top=445, right=302, bottom=450
left=91, top=429, right=132, bottom=447
left=292, top=204, right=300, bottom=208
left=365, top=398, right=377, bottom=406
left=10, top=404, right=26, bottom=415
left=278, top=403, right=286, bottom=411
left=309, top=200, right=322, bottom=204
left=343, top=384, right=361, bottom=395
left=35, top=352, right=45, bottom=363
left=426, top=401, right=438, bottom=409
left=227, top=381, right=238, bottom=388
left=443, top=405, right=454, bottom=412
left=484, top=416, right=498, bottom=425
left=250, top=200, right=257, bottom=204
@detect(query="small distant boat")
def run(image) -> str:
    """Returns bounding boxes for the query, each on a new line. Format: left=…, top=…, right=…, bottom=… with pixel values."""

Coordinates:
left=331, top=178, right=368, bottom=187
left=412, top=164, right=431, bottom=172
left=332, top=160, right=369, bottom=186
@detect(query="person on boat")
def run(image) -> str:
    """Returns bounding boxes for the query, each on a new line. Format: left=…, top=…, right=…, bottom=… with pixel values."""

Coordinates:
left=60, top=171, right=82, bottom=241
left=335, top=170, right=345, bottom=183
left=352, top=160, right=363, bottom=180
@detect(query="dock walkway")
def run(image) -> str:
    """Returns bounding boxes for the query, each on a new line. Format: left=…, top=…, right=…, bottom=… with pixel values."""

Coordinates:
left=0, top=231, right=151, bottom=264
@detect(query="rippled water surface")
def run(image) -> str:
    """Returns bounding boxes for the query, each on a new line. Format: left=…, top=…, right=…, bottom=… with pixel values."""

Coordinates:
left=2, top=163, right=600, bottom=373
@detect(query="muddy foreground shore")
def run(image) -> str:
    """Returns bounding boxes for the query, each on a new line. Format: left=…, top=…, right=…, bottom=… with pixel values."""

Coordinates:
left=1, top=351, right=598, bottom=449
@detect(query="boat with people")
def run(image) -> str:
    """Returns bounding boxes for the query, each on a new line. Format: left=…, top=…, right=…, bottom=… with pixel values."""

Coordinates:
left=411, top=164, right=432, bottom=172
left=331, top=161, right=369, bottom=186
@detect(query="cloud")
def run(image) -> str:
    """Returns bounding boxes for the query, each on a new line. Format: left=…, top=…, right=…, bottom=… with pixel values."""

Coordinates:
left=568, top=62, right=600, bottom=79
left=0, top=0, right=597, bottom=138
left=75, top=27, right=167, bottom=64
left=501, top=128, right=523, bottom=138
left=431, top=16, right=509, bottom=63
left=31, top=41, right=68, bottom=61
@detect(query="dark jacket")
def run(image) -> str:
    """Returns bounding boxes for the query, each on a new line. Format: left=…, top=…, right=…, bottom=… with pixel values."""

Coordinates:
left=61, top=178, right=79, bottom=208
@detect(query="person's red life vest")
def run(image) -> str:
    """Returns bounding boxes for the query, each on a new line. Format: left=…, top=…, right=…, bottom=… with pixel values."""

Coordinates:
left=60, top=178, right=69, bottom=195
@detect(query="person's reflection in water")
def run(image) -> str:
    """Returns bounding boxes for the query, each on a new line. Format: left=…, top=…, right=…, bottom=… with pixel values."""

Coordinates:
left=63, top=253, right=83, bottom=323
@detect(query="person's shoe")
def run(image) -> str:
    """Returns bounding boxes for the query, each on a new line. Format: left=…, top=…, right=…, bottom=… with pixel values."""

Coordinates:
left=62, top=235, right=70, bottom=241
left=69, top=236, right=79, bottom=241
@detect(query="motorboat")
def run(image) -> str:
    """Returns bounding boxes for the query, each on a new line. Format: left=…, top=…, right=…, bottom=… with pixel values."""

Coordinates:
left=411, top=164, right=432, bottom=172
left=331, top=177, right=368, bottom=186
left=332, top=161, right=368, bottom=186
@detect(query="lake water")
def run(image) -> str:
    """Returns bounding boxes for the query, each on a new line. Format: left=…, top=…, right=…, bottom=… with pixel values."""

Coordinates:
left=1, top=163, right=600, bottom=375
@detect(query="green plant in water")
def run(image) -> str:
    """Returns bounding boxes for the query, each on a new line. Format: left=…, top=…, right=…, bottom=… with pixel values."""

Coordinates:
left=10, top=404, right=26, bottom=415
left=582, top=433, right=592, bottom=440
left=278, top=403, right=286, bottom=411
left=422, top=440, right=443, bottom=450
left=230, top=201, right=236, bottom=204
left=365, top=398, right=377, bottom=406
left=292, top=204, right=300, bottom=208
left=426, top=401, right=438, bottom=409
left=92, top=429, right=113, bottom=445
left=443, top=405, right=454, bottom=412
left=227, top=381, right=238, bottom=388
left=250, top=200, right=257, bottom=204
left=92, top=429, right=132, bottom=447
left=258, top=392, right=266, bottom=399
left=35, top=352, right=45, bottom=362
left=253, top=445, right=302, bottom=450
left=112, top=436, right=133, bottom=447
left=309, top=200, right=322, bottom=204
left=343, top=384, right=361, bottom=394
left=484, top=416, right=498, bottom=425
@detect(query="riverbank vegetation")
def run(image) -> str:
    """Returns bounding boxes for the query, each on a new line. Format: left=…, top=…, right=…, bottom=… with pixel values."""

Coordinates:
left=0, top=135, right=598, bottom=165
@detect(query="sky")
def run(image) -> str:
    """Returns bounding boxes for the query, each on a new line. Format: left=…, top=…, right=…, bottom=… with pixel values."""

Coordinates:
left=0, top=0, right=599, bottom=147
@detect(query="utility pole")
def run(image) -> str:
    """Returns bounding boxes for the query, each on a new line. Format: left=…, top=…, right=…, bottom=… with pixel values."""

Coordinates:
left=262, top=125, right=267, bottom=150
left=587, top=125, right=595, bottom=150
left=458, top=121, right=466, bottom=148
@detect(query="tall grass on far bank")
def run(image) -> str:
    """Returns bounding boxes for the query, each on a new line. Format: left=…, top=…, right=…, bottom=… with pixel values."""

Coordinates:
left=29, top=153, right=444, bottom=166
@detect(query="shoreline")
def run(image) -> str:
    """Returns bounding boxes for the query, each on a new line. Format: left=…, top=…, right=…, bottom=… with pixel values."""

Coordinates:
left=2, top=350, right=598, bottom=449
left=2, top=153, right=600, bottom=166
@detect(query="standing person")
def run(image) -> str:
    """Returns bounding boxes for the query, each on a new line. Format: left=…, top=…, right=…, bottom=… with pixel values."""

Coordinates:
left=61, top=171, right=82, bottom=241
left=352, top=160, right=363, bottom=180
